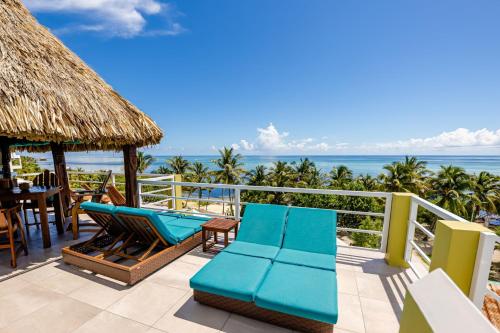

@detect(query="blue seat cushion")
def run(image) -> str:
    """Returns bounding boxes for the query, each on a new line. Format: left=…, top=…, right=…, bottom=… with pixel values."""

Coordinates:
left=237, top=204, right=289, bottom=247
left=81, top=202, right=116, bottom=214
left=275, top=249, right=336, bottom=271
left=164, top=218, right=205, bottom=232
left=116, top=207, right=195, bottom=245
left=190, top=252, right=272, bottom=302
left=255, top=262, right=338, bottom=324
left=283, top=207, right=337, bottom=255
left=223, top=241, right=280, bottom=260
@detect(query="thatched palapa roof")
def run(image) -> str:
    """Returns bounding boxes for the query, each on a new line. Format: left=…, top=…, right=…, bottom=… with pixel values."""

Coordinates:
left=0, top=0, right=163, bottom=152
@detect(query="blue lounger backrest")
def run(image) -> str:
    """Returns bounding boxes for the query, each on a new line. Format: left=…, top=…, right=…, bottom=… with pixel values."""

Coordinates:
left=282, top=207, right=337, bottom=255
left=237, top=203, right=289, bottom=247
left=80, top=201, right=117, bottom=214
left=115, top=206, right=181, bottom=245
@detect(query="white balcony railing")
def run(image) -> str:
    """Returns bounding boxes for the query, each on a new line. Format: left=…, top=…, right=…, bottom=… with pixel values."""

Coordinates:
left=137, top=179, right=393, bottom=252
left=404, top=195, right=468, bottom=278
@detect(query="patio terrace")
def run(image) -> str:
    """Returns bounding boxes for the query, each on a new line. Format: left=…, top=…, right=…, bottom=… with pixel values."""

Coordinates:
left=0, top=216, right=417, bottom=333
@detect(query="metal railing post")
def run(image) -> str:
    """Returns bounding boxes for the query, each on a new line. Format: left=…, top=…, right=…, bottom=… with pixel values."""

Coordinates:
left=234, top=188, right=241, bottom=221
left=470, top=231, right=498, bottom=308
left=404, top=198, right=419, bottom=263
left=138, top=182, right=143, bottom=208
left=380, top=193, right=392, bottom=252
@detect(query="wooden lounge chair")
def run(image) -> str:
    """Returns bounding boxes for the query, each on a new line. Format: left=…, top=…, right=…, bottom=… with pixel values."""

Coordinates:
left=0, top=205, right=28, bottom=268
left=62, top=204, right=210, bottom=285
left=190, top=204, right=338, bottom=333
left=106, top=185, right=126, bottom=206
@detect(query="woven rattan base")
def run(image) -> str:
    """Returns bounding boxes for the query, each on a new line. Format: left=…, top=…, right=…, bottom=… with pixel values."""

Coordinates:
left=193, top=290, right=334, bottom=333
left=62, top=232, right=202, bottom=285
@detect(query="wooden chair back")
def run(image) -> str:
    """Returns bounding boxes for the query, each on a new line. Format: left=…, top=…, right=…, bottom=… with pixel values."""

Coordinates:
left=32, top=170, right=58, bottom=187
left=97, top=170, right=113, bottom=193
left=0, top=211, right=8, bottom=229
left=106, top=185, right=126, bottom=206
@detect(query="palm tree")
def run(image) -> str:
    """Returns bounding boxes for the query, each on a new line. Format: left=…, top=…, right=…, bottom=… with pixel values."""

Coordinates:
left=167, top=155, right=190, bottom=176
left=379, top=162, right=407, bottom=192
left=379, top=156, right=430, bottom=194
left=292, top=158, right=321, bottom=187
left=357, top=174, right=379, bottom=191
left=401, top=156, right=429, bottom=195
left=468, top=171, right=500, bottom=221
left=430, top=165, right=470, bottom=218
left=213, top=147, right=245, bottom=214
left=329, top=165, right=353, bottom=189
left=136, top=151, right=155, bottom=174
left=247, top=165, right=267, bottom=186
left=187, top=162, right=210, bottom=209
left=267, top=161, right=294, bottom=204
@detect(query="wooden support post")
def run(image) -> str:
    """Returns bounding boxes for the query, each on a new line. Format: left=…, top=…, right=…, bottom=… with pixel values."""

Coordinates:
left=51, top=142, right=71, bottom=214
left=123, top=145, right=138, bottom=208
left=0, top=137, right=12, bottom=179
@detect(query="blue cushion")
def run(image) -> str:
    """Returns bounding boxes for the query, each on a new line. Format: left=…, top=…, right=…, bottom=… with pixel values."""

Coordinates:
left=115, top=207, right=195, bottom=245
left=283, top=207, right=337, bottom=255
left=237, top=204, right=289, bottom=247
left=223, top=241, right=280, bottom=260
left=81, top=202, right=116, bottom=214
left=190, top=252, right=272, bottom=302
left=255, top=262, right=338, bottom=324
left=275, top=249, right=336, bottom=271
left=164, top=218, right=205, bottom=232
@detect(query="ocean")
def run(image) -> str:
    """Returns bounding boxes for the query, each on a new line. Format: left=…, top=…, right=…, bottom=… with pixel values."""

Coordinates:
left=33, top=154, right=500, bottom=176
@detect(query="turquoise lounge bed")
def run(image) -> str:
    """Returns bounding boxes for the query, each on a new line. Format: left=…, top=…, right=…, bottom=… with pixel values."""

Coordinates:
left=63, top=204, right=210, bottom=285
left=190, top=204, right=338, bottom=333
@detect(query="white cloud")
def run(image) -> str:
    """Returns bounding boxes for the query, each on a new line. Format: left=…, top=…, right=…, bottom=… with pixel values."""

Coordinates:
left=240, top=140, right=255, bottom=151
left=24, top=0, right=184, bottom=37
left=230, top=143, right=240, bottom=150
left=366, top=128, right=500, bottom=152
left=237, top=123, right=331, bottom=153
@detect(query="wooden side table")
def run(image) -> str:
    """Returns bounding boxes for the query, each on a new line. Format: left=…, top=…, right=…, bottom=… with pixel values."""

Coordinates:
left=202, top=218, right=239, bottom=252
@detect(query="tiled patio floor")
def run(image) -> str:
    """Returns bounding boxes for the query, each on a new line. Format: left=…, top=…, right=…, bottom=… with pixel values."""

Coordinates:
left=0, top=217, right=418, bottom=333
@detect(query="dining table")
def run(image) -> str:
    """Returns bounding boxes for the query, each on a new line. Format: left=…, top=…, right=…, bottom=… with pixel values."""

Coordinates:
left=0, top=186, right=65, bottom=248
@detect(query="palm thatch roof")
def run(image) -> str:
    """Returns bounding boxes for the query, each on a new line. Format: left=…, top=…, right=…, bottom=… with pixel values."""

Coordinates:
left=0, top=0, right=163, bottom=152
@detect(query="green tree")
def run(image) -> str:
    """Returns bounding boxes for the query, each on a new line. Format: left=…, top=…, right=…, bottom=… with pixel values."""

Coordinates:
left=213, top=147, right=245, bottom=214
left=186, top=162, right=210, bottom=209
left=167, top=155, right=190, bottom=175
left=351, top=217, right=382, bottom=248
left=356, top=174, right=380, bottom=191
left=137, top=151, right=155, bottom=174
left=430, top=165, right=470, bottom=218
left=18, top=156, right=41, bottom=174
left=266, top=161, right=294, bottom=204
left=329, top=165, right=353, bottom=189
left=468, top=171, right=500, bottom=221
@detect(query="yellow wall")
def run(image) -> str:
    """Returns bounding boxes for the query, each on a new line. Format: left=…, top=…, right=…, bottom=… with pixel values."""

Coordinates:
left=429, top=220, right=489, bottom=294
left=399, top=293, right=433, bottom=333
left=173, top=174, right=183, bottom=210
left=385, top=193, right=413, bottom=267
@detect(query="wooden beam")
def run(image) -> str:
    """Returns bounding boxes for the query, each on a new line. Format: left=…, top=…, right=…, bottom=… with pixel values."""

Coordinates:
left=51, top=142, right=71, bottom=214
left=123, top=145, right=138, bottom=207
left=0, top=137, right=11, bottom=179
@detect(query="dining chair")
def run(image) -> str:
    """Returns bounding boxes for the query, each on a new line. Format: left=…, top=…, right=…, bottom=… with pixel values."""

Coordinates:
left=22, top=170, right=59, bottom=231
left=0, top=205, right=28, bottom=268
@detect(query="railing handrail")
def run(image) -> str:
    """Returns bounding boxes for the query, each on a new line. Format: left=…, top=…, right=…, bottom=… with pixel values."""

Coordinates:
left=411, top=195, right=468, bottom=223
left=137, top=180, right=391, bottom=198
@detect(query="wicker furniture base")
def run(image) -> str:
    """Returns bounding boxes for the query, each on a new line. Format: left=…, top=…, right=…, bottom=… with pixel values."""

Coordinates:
left=193, top=290, right=334, bottom=333
left=62, top=232, right=202, bottom=285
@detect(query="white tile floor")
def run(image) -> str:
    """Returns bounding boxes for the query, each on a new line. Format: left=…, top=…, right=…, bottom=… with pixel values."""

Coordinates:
left=0, top=212, right=420, bottom=333
left=0, top=237, right=418, bottom=333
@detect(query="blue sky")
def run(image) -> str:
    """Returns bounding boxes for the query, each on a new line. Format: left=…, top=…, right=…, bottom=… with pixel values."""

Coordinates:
left=26, top=0, right=500, bottom=155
